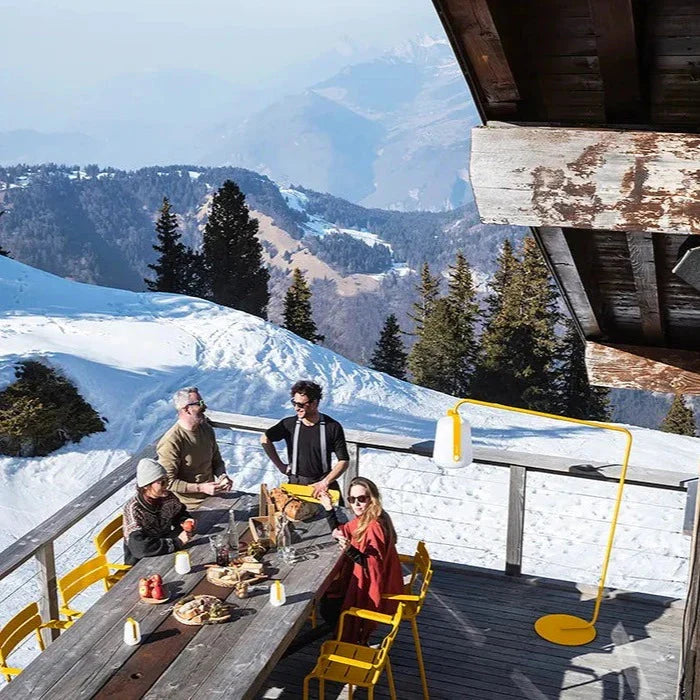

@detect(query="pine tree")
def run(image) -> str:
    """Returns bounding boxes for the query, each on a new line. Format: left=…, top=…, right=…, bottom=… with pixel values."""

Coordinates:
left=518, top=237, right=563, bottom=411
left=408, top=253, right=480, bottom=396
left=472, top=237, right=562, bottom=412
left=0, top=360, right=104, bottom=457
left=283, top=268, right=324, bottom=343
left=484, top=238, right=517, bottom=318
left=0, top=210, right=10, bottom=257
left=408, top=298, right=460, bottom=393
left=145, top=198, right=190, bottom=293
left=445, top=251, right=480, bottom=395
left=660, top=395, right=697, bottom=436
left=370, top=314, right=407, bottom=380
left=409, top=263, right=440, bottom=338
left=558, top=318, right=610, bottom=420
left=202, top=180, right=270, bottom=318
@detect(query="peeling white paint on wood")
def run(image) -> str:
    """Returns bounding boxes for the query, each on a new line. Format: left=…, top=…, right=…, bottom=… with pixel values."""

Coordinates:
left=586, top=341, right=700, bottom=394
left=471, top=123, right=700, bottom=233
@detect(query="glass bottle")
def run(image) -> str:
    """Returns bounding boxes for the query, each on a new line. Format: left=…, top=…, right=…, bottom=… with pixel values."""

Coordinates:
left=276, top=513, right=296, bottom=564
left=227, top=507, right=239, bottom=559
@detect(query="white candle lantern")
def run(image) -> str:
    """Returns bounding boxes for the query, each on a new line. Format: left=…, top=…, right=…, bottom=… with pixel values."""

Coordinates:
left=433, top=408, right=473, bottom=469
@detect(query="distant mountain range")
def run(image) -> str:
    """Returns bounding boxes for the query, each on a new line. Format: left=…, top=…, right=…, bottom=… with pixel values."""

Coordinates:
left=206, top=37, right=480, bottom=211
left=0, top=163, right=518, bottom=362
left=0, top=38, right=480, bottom=213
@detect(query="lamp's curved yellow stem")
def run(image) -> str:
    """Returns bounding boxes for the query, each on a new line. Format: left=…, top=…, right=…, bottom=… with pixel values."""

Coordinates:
left=449, top=397, right=632, bottom=627
left=449, top=408, right=461, bottom=462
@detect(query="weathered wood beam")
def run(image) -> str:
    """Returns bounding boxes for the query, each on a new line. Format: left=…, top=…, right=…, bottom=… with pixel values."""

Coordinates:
left=586, top=341, right=700, bottom=393
left=471, top=123, right=700, bottom=233
left=626, top=231, right=665, bottom=344
left=588, top=0, right=644, bottom=122
left=538, top=227, right=602, bottom=337
left=437, top=0, right=519, bottom=115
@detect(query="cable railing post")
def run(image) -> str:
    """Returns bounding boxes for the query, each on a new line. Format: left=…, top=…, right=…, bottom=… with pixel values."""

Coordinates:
left=35, top=541, right=60, bottom=644
left=505, top=465, right=527, bottom=576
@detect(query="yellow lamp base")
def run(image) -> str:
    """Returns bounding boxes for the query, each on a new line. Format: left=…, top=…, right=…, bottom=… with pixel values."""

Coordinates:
left=534, top=614, right=596, bottom=646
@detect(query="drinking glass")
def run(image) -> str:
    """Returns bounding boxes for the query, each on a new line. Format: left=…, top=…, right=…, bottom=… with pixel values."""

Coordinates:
left=210, top=534, right=230, bottom=567
left=276, top=515, right=296, bottom=564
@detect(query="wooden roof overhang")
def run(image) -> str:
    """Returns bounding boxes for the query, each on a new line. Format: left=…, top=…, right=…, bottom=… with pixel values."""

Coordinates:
left=432, top=0, right=700, bottom=394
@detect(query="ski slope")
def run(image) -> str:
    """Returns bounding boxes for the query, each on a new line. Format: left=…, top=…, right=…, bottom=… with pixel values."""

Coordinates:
left=0, top=254, right=698, bottom=623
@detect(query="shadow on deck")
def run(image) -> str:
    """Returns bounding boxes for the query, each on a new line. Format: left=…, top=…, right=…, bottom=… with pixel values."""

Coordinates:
left=259, top=566, right=681, bottom=699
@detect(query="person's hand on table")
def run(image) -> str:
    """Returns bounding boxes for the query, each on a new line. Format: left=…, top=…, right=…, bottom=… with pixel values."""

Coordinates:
left=318, top=491, right=333, bottom=511
left=216, top=473, right=233, bottom=492
left=332, top=527, right=349, bottom=550
left=311, top=480, right=329, bottom=498
left=200, top=481, right=219, bottom=496
left=177, top=530, right=192, bottom=545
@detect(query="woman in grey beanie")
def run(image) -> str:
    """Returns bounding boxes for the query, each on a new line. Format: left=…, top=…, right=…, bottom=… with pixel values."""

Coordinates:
left=122, top=458, right=193, bottom=565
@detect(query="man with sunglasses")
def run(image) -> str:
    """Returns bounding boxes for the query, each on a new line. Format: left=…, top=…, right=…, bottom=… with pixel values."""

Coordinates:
left=261, top=380, right=349, bottom=498
left=157, top=386, right=232, bottom=508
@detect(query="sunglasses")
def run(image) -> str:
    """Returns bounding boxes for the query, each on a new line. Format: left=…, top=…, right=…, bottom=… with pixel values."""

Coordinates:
left=290, top=399, right=313, bottom=409
left=186, top=399, right=206, bottom=408
left=347, top=494, right=369, bottom=505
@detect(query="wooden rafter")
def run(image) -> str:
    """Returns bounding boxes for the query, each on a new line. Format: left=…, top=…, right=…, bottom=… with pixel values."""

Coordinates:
left=436, top=0, right=519, bottom=116
left=588, top=0, right=644, bottom=122
left=586, top=341, right=700, bottom=393
left=471, top=123, right=700, bottom=233
left=626, top=231, right=665, bottom=344
left=538, top=227, right=602, bottom=337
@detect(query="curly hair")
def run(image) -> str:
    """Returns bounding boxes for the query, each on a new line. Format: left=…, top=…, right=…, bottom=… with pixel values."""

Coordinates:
left=290, top=380, right=323, bottom=403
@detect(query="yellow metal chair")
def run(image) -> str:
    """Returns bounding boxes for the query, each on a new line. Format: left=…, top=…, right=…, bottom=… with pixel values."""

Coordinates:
left=57, top=555, right=120, bottom=621
left=303, top=603, right=404, bottom=700
left=382, top=540, right=434, bottom=700
left=0, top=602, right=70, bottom=682
left=93, top=514, right=131, bottom=591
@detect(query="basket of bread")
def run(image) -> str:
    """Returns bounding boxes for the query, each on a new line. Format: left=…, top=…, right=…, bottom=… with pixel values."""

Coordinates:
left=269, top=487, right=318, bottom=522
left=173, top=594, right=232, bottom=625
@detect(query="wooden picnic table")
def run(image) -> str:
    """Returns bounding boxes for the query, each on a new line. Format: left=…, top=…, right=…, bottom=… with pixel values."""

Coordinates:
left=0, top=491, right=342, bottom=700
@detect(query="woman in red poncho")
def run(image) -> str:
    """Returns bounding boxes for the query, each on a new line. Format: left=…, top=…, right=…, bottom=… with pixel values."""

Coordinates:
left=319, top=476, right=404, bottom=645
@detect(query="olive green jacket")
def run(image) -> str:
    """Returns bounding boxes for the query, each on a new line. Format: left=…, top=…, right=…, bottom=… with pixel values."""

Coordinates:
left=157, top=420, right=225, bottom=508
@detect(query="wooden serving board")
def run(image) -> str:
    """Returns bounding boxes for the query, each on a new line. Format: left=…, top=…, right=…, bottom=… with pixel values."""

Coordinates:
left=173, top=594, right=232, bottom=626
left=139, top=595, right=170, bottom=605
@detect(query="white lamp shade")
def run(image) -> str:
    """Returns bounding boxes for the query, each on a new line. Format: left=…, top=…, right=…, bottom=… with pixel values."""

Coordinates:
left=433, top=413, right=473, bottom=469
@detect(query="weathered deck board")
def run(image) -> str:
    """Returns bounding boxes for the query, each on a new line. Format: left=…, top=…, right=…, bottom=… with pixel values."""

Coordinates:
left=259, top=567, right=682, bottom=699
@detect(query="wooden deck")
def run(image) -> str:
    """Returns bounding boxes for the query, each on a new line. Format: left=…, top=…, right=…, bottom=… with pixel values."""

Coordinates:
left=259, top=566, right=682, bottom=700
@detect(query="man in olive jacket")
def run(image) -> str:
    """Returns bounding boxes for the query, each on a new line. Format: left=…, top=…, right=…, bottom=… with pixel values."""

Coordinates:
left=157, top=387, right=233, bottom=509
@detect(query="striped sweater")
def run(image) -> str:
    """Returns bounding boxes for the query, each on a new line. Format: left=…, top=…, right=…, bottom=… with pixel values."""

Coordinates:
left=122, top=491, right=189, bottom=565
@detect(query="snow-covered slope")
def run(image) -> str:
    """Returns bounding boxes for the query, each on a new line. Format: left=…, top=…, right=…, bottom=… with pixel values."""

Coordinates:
left=0, top=255, right=698, bottom=605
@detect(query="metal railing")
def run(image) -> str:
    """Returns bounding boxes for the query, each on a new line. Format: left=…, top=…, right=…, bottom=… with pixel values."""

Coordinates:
left=0, top=409, right=690, bottom=649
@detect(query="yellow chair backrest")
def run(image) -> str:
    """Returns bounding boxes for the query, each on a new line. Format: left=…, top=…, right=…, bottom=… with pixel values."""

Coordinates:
left=375, top=603, right=404, bottom=667
left=407, top=541, right=433, bottom=616
left=58, top=555, right=111, bottom=611
left=93, top=514, right=124, bottom=557
left=0, top=602, right=45, bottom=682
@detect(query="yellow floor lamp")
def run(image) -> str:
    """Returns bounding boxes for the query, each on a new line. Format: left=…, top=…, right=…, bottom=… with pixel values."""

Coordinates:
left=433, top=397, right=632, bottom=646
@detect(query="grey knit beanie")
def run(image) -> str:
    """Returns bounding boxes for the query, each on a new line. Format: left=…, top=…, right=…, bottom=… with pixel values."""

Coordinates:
left=137, top=458, right=167, bottom=488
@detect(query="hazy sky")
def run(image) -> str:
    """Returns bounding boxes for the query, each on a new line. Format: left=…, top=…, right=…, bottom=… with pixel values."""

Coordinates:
left=1, top=0, right=443, bottom=130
